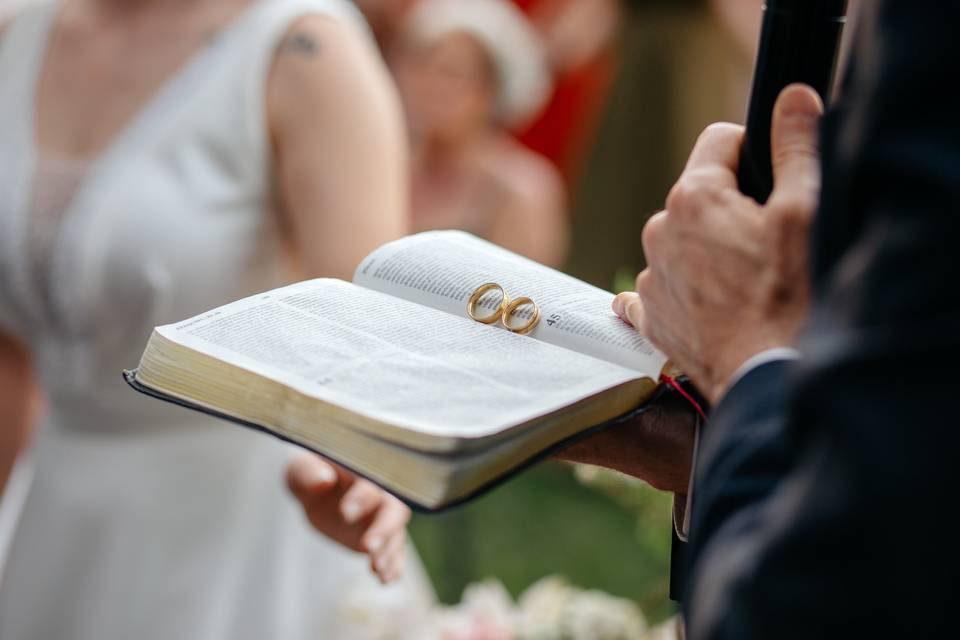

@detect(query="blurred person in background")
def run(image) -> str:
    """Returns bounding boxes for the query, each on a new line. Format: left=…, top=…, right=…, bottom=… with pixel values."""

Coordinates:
left=0, top=0, right=435, bottom=638
left=356, top=0, right=619, bottom=183
left=392, top=0, right=568, bottom=267
left=511, top=0, right=621, bottom=180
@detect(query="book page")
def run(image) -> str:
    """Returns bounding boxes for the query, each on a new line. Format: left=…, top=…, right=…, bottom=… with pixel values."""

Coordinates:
left=152, top=279, right=642, bottom=440
left=354, top=231, right=667, bottom=376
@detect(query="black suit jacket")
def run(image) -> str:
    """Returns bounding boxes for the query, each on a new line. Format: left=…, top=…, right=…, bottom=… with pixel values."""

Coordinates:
left=681, top=1, right=960, bottom=637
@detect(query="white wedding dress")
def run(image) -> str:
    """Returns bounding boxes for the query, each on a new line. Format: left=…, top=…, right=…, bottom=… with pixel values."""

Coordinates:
left=0, top=1, right=434, bottom=638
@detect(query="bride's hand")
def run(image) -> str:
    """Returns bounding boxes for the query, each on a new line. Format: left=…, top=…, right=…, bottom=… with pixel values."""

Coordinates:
left=286, top=453, right=410, bottom=584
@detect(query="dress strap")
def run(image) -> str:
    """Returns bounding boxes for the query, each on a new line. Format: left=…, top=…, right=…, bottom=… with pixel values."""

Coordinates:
left=0, top=2, right=59, bottom=337
left=239, top=0, right=370, bottom=86
left=0, top=1, right=57, bottom=133
left=0, top=1, right=57, bottom=88
left=221, top=0, right=372, bottom=183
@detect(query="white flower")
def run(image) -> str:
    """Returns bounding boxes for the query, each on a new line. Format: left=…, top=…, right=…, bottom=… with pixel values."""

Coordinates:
left=349, top=575, right=653, bottom=640
left=516, top=577, right=648, bottom=640
left=459, top=579, right=518, bottom=636
left=337, top=576, right=435, bottom=640
left=641, top=617, right=682, bottom=640
left=563, top=589, right=647, bottom=640
left=409, top=580, right=517, bottom=640
left=516, top=576, right=576, bottom=638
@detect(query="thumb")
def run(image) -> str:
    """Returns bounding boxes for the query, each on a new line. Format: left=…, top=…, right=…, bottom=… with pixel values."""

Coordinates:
left=286, top=453, right=339, bottom=498
left=770, top=84, right=823, bottom=207
left=613, top=291, right=645, bottom=330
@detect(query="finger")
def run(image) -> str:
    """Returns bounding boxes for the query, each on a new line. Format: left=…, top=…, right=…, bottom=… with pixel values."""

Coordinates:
left=362, top=496, right=410, bottom=555
left=383, top=542, right=408, bottom=584
left=640, top=210, right=667, bottom=268
left=683, top=122, right=745, bottom=188
left=370, top=530, right=403, bottom=571
left=285, top=453, right=338, bottom=501
left=371, top=530, right=405, bottom=575
left=634, top=269, right=673, bottom=348
left=619, top=285, right=647, bottom=331
left=388, top=555, right=407, bottom=584
left=612, top=292, right=639, bottom=326
left=371, top=532, right=407, bottom=584
left=770, top=84, right=823, bottom=207
left=339, top=479, right=383, bottom=524
left=552, top=424, right=622, bottom=466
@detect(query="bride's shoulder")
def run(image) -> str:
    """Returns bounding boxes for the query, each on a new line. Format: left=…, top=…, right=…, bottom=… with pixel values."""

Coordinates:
left=1, top=6, right=23, bottom=41
left=265, top=11, right=401, bottom=152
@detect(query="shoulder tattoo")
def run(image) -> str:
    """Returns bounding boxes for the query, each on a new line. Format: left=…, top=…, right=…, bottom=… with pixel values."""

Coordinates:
left=279, top=32, right=320, bottom=57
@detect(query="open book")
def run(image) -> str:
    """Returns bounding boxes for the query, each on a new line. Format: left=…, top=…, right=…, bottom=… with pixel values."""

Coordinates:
left=126, top=231, right=669, bottom=510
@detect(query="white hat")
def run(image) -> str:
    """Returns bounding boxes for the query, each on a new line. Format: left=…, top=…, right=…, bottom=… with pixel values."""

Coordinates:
left=404, top=0, right=553, bottom=127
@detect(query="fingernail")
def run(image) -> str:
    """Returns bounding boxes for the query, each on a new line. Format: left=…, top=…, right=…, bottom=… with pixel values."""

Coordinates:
left=367, top=536, right=385, bottom=553
left=313, top=464, right=336, bottom=485
left=342, top=501, right=362, bottom=523
left=612, top=295, right=624, bottom=316
left=780, top=85, right=823, bottom=119
left=375, top=555, right=390, bottom=573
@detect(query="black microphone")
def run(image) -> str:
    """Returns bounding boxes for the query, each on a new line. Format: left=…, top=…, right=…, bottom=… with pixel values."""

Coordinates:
left=737, top=0, right=848, bottom=203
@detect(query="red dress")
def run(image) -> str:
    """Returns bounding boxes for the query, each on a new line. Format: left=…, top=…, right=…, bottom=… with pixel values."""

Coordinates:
left=510, top=0, right=617, bottom=181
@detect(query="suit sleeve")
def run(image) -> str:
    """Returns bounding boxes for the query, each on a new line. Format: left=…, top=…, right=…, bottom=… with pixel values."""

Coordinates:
left=682, top=2, right=960, bottom=637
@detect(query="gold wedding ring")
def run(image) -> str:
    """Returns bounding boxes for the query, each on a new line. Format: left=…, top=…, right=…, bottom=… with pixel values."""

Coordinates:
left=467, top=283, right=510, bottom=324
left=502, top=296, right=540, bottom=335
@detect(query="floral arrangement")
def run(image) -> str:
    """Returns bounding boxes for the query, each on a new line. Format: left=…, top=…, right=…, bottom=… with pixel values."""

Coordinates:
left=342, top=574, right=679, bottom=640
left=342, top=462, right=680, bottom=639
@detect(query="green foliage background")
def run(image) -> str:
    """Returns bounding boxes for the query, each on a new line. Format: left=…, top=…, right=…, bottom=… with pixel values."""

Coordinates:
left=409, top=462, right=677, bottom=624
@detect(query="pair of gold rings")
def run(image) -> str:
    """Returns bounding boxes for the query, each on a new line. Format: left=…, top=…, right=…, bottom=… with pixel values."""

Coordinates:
left=467, top=283, right=540, bottom=335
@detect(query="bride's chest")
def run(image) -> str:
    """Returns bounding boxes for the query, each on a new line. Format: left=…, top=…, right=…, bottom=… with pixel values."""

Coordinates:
left=0, top=149, right=280, bottom=344
left=33, top=21, right=224, bottom=157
